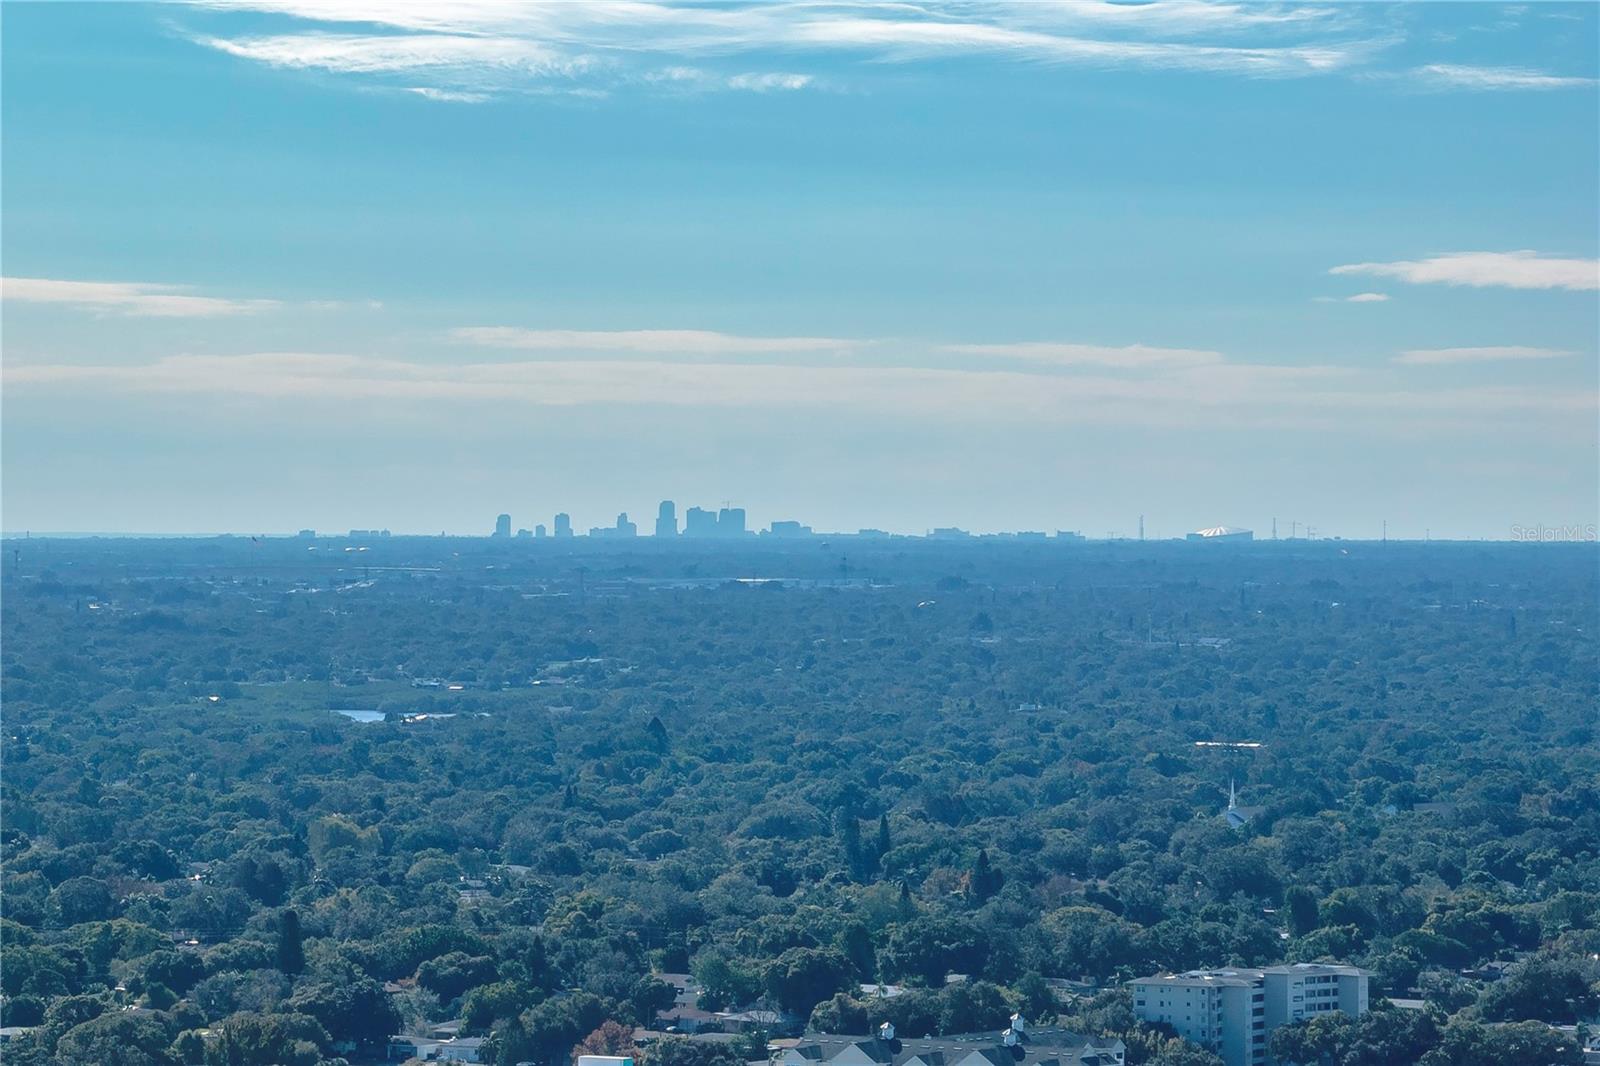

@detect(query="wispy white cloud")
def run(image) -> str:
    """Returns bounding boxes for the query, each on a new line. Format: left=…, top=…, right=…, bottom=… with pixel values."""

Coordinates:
left=184, top=1, right=1384, bottom=99
left=200, top=32, right=594, bottom=78
left=941, top=341, right=1223, bottom=369
left=1411, top=63, right=1598, bottom=91
left=0, top=277, right=280, bottom=317
left=1331, top=251, right=1600, bottom=292
left=638, top=66, right=816, bottom=93
left=457, top=329, right=1232, bottom=369
left=187, top=1, right=1353, bottom=41
left=2, top=277, right=382, bottom=317
left=8, top=350, right=1589, bottom=433
left=727, top=72, right=813, bottom=92
left=452, top=326, right=857, bottom=355
left=1394, top=346, right=1575, bottom=366
left=1314, top=292, right=1390, bottom=303
left=306, top=299, right=385, bottom=311
left=405, top=86, right=493, bottom=103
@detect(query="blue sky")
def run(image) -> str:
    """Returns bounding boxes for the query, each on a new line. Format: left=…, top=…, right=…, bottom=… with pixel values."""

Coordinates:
left=3, top=1, right=1596, bottom=538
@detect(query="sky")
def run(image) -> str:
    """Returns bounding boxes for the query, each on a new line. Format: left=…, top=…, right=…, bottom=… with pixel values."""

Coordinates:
left=2, top=1, right=1597, bottom=539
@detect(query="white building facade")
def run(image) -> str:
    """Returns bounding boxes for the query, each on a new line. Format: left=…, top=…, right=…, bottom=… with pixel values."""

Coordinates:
left=1128, top=963, right=1368, bottom=1066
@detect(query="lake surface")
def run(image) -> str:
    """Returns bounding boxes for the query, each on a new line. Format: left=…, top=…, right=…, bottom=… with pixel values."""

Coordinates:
left=330, top=708, right=385, bottom=723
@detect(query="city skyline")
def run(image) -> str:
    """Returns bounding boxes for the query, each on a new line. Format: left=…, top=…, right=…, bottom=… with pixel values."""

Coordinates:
left=12, top=503, right=1595, bottom=544
left=2, top=3, right=1597, bottom=538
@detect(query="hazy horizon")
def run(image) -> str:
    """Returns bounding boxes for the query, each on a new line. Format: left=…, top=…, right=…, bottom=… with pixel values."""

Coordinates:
left=3, top=520, right=1596, bottom=543
left=3, top=2, right=1597, bottom=539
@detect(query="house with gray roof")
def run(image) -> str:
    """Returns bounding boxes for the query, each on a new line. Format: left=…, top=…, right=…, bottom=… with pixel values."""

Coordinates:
left=783, top=1017, right=1123, bottom=1066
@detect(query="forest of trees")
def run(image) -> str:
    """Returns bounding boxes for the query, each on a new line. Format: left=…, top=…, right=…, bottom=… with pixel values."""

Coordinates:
left=1, top=535, right=1595, bottom=1066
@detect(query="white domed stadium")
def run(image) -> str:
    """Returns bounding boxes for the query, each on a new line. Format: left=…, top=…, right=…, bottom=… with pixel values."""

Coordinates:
left=1186, top=525, right=1254, bottom=542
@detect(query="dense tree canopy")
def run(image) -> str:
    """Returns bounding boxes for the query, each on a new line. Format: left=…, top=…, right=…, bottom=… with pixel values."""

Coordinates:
left=1, top=536, right=1594, bottom=1065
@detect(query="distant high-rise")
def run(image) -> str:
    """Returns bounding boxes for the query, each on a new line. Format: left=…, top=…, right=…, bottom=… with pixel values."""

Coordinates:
left=616, top=512, right=637, bottom=537
left=718, top=507, right=746, bottom=537
left=769, top=520, right=812, bottom=537
left=683, top=506, right=717, bottom=537
left=554, top=513, right=572, bottom=539
left=655, top=500, right=678, bottom=538
left=535, top=524, right=547, bottom=539
left=493, top=513, right=511, bottom=538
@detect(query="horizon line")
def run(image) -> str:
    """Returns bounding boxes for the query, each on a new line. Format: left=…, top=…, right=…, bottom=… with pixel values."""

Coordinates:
left=4, top=530, right=1595, bottom=545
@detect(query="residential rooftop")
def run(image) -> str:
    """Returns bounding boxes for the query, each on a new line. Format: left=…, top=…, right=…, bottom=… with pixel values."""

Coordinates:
left=1129, top=963, right=1368, bottom=985
left=789, top=1024, right=1124, bottom=1066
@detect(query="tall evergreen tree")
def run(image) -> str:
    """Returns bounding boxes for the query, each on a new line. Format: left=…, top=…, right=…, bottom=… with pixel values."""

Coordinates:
left=276, top=908, right=304, bottom=975
left=970, top=850, right=1003, bottom=902
left=646, top=715, right=670, bottom=752
left=841, top=815, right=866, bottom=879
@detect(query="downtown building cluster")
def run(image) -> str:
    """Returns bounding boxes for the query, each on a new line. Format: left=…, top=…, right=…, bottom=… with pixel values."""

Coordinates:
left=492, top=501, right=806, bottom=541
left=484, top=503, right=1111, bottom=542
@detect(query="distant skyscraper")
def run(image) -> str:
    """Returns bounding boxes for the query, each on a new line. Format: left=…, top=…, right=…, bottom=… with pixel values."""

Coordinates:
left=535, top=524, right=547, bottom=539
left=655, top=500, right=677, bottom=538
left=718, top=507, right=746, bottom=537
left=554, top=513, right=572, bottom=538
left=683, top=506, right=717, bottom=537
left=493, top=513, right=511, bottom=538
left=616, top=512, right=637, bottom=537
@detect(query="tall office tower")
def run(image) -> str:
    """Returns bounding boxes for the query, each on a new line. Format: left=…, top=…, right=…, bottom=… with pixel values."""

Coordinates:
left=683, top=506, right=717, bottom=537
left=493, top=513, right=511, bottom=538
left=554, top=513, right=573, bottom=538
left=535, top=524, right=547, bottom=539
left=616, top=512, right=637, bottom=537
left=655, top=500, right=677, bottom=538
left=718, top=507, right=746, bottom=537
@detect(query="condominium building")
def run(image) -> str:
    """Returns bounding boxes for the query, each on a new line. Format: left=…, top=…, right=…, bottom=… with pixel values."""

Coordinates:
left=1128, top=963, right=1368, bottom=1066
